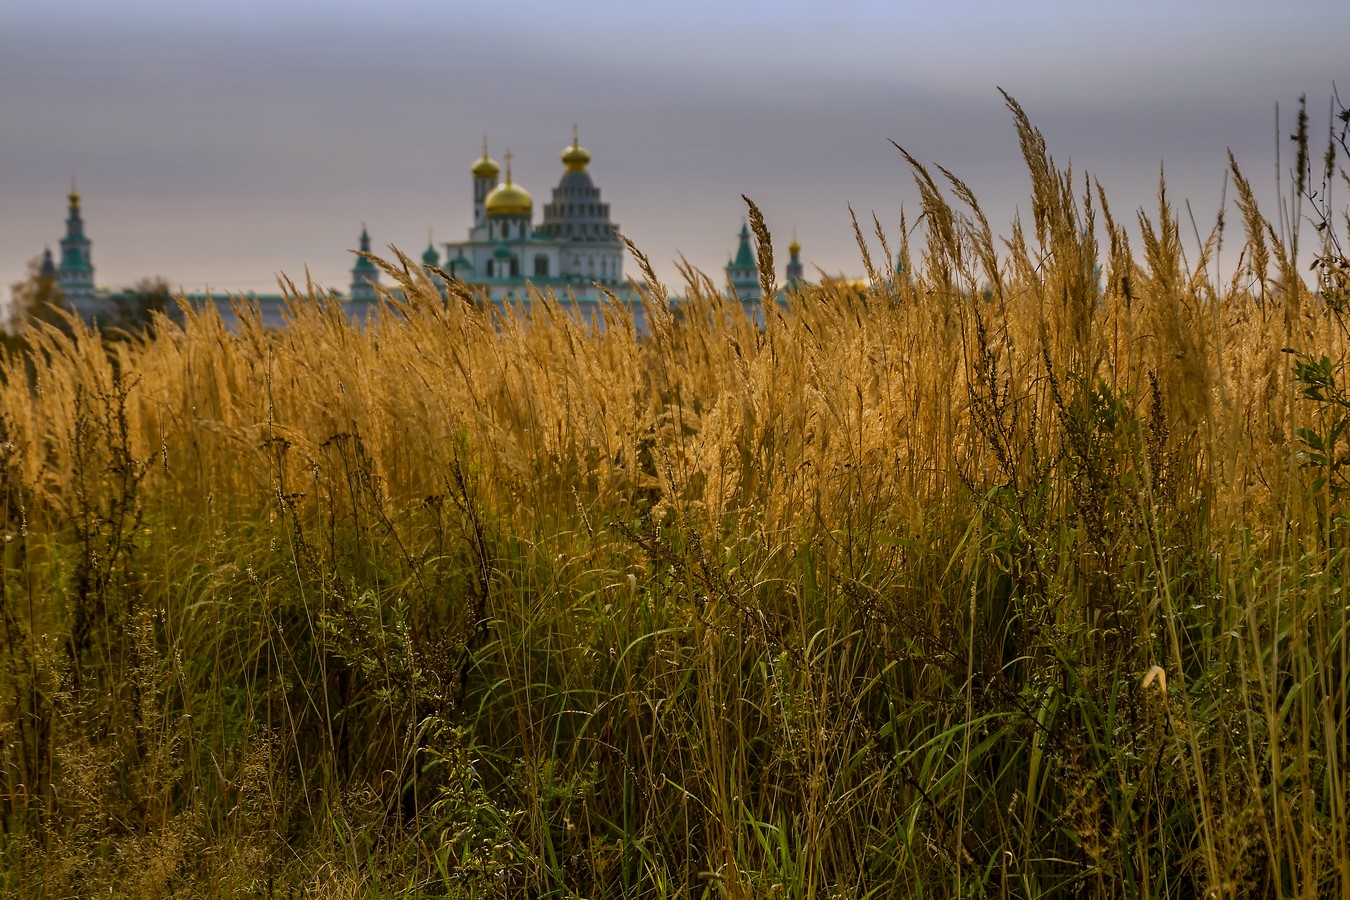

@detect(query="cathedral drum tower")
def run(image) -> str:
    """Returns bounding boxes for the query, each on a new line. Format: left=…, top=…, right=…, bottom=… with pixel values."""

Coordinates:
left=539, top=127, right=624, bottom=286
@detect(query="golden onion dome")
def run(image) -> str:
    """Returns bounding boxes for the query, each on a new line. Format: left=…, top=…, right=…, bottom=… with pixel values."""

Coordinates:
left=561, top=143, right=591, bottom=172
left=485, top=180, right=532, bottom=217
left=562, top=126, right=591, bottom=172
left=486, top=147, right=532, bottom=216
left=473, top=153, right=500, bottom=179
left=788, top=236, right=801, bottom=256
left=472, top=136, right=500, bottom=179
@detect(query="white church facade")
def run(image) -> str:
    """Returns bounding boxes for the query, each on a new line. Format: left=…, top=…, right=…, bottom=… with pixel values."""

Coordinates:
left=396, top=131, right=631, bottom=304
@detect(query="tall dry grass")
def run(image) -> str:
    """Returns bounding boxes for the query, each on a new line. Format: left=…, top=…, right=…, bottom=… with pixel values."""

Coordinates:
left=1, top=93, right=1349, bottom=897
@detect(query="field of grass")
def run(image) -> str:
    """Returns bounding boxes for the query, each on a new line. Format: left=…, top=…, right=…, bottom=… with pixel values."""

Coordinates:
left=2, top=94, right=1349, bottom=898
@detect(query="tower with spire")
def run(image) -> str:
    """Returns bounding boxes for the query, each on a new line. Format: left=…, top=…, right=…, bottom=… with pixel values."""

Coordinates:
left=725, top=221, right=760, bottom=300
left=350, top=225, right=380, bottom=301
left=58, top=185, right=95, bottom=302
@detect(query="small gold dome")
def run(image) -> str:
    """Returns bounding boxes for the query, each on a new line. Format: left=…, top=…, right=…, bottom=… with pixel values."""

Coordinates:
left=473, top=153, right=500, bottom=179
left=472, top=136, right=500, bottom=179
left=788, top=237, right=801, bottom=256
left=562, top=140, right=590, bottom=174
left=561, top=125, right=591, bottom=173
left=485, top=180, right=532, bottom=217
left=562, top=144, right=591, bottom=172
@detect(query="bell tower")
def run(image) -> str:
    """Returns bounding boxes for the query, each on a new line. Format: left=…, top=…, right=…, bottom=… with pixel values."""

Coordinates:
left=58, top=184, right=95, bottom=300
left=471, top=136, right=500, bottom=238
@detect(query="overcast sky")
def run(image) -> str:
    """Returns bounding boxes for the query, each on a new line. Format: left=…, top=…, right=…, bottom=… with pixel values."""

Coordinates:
left=2, top=0, right=1345, bottom=298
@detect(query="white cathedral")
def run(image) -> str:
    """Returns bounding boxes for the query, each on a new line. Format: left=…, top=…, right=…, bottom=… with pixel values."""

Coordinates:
left=377, top=130, right=630, bottom=304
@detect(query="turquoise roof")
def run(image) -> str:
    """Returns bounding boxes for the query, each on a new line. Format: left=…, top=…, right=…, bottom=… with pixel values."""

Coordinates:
left=493, top=241, right=511, bottom=260
left=422, top=242, right=440, bottom=266
left=731, top=221, right=755, bottom=270
left=352, top=225, right=378, bottom=273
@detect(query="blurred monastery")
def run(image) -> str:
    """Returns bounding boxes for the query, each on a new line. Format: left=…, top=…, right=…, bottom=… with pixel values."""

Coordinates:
left=42, top=131, right=811, bottom=328
left=416, top=132, right=627, bottom=302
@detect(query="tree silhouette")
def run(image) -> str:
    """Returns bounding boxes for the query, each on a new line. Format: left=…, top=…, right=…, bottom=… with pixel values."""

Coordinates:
left=6, top=252, right=67, bottom=334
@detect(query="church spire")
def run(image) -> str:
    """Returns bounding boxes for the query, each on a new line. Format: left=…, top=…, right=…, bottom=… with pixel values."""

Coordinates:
left=350, top=223, right=379, bottom=301
left=725, top=220, right=760, bottom=300
left=58, top=183, right=94, bottom=301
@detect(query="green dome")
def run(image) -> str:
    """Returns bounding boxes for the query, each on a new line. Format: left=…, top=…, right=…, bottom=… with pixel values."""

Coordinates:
left=493, top=242, right=511, bottom=260
left=422, top=243, right=440, bottom=266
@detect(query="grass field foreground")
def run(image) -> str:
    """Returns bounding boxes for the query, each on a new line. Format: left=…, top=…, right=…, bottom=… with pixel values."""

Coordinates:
left=2, top=94, right=1350, bottom=897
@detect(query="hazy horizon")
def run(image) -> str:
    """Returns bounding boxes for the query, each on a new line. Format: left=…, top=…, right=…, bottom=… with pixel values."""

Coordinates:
left=3, top=0, right=1345, bottom=299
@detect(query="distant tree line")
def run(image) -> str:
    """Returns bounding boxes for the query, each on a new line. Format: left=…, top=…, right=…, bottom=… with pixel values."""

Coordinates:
left=4, top=254, right=175, bottom=351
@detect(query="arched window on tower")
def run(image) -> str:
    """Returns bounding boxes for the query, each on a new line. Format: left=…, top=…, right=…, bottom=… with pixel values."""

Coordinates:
left=510, top=257, right=519, bottom=278
left=487, top=260, right=495, bottom=278
left=534, top=255, right=549, bottom=278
